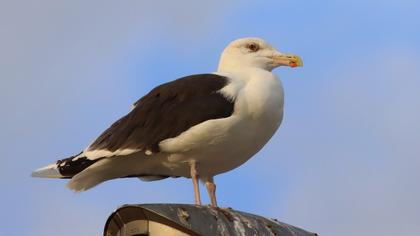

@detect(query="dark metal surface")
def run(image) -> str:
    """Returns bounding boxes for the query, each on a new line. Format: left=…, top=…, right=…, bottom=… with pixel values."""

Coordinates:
left=104, top=204, right=317, bottom=236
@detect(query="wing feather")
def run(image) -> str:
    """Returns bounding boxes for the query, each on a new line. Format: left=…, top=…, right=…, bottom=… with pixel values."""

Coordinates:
left=86, top=74, right=234, bottom=157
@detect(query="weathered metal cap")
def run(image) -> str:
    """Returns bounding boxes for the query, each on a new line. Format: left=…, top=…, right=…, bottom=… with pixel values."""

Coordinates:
left=104, top=204, right=317, bottom=236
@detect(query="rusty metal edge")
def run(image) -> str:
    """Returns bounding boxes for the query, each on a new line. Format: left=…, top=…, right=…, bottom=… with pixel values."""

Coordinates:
left=103, top=204, right=201, bottom=236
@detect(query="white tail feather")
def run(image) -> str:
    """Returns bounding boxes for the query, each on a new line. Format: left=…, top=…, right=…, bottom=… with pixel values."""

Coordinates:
left=66, top=154, right=158, bottom=192
left=66, top=158, right=120, bottom=192
left=31, top=163, right=62, bottom=178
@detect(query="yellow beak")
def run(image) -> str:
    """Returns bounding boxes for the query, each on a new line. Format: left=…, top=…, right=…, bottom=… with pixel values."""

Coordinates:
left=271, top=53, right=303, bottom=68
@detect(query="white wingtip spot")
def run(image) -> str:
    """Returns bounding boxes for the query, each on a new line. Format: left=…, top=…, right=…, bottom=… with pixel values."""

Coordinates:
left=145, top=150, right=153, bottom=156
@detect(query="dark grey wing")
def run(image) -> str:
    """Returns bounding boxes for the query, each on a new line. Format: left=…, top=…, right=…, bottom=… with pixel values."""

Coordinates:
left=87, top=74, right=234, bottom=155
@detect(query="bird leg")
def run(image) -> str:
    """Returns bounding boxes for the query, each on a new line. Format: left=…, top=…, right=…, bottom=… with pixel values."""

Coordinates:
left=205, top=179, right=218, bottom=208
left=190, top=161, right=202, bottom=205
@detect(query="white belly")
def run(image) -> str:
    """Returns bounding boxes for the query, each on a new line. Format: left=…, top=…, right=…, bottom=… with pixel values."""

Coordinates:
left=158, top=69, right=284, bottom=179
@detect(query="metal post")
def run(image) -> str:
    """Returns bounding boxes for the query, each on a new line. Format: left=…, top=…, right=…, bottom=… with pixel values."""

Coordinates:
left=104, top=204, right=317, bottom=236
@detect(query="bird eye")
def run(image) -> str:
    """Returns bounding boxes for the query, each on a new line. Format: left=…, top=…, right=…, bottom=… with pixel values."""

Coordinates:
left=246, top=43, right=259, bottom=52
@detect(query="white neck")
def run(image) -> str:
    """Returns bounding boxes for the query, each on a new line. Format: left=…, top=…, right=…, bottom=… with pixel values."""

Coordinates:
left=217, top=57, right=273, bottom=73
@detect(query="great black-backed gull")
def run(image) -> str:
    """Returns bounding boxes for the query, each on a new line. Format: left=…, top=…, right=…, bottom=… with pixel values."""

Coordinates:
left=32, top=37, right=303, bottom=207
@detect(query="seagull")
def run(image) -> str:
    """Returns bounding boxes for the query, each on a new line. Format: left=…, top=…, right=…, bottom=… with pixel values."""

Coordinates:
left=32, top=37, right=302, bottom=207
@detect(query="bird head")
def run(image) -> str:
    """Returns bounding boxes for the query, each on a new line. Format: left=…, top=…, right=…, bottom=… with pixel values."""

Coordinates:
left=218, top=37, right=303, bottom=72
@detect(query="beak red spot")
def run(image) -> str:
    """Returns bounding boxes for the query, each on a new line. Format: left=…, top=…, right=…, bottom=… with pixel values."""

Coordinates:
left=289, top=62, right=298, bottom=68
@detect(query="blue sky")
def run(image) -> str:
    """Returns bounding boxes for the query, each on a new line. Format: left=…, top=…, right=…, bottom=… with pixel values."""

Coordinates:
left=1, top=1, right=419, bottom=235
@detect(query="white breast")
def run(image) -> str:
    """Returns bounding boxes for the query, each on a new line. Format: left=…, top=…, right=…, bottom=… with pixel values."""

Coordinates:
left=159, top=68, right=284, bottom=178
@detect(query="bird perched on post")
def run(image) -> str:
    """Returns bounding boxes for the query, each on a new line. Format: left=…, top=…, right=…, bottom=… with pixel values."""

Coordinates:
left=32, top=37, right=303, bottom=207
